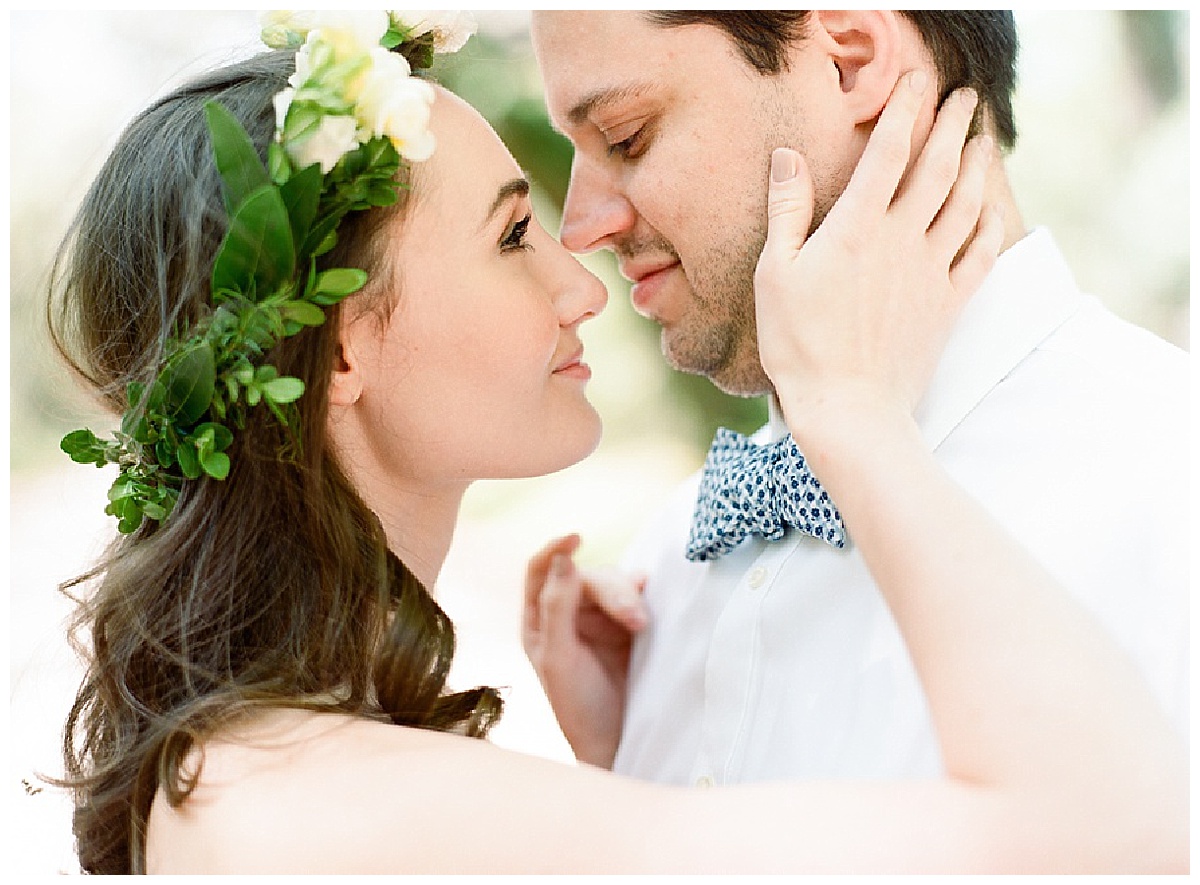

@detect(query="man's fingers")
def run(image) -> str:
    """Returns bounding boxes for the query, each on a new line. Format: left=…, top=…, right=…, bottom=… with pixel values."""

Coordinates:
left=762, top=147, right=815, bottom=260
left=538, top=555, right=585, bottom=662
left=583, top=569, right=648, bottom=632
left=523, top=533, right=581, bottom=637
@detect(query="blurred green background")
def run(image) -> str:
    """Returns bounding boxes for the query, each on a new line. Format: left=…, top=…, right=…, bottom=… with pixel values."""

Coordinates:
left=6, top=14, right=1192, bottom=871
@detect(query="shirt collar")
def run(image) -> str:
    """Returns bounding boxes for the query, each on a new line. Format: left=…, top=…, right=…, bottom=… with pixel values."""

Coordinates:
left=914, top=226, right=1084, bottom=450
left=766, top=227, right=1085, bottom=450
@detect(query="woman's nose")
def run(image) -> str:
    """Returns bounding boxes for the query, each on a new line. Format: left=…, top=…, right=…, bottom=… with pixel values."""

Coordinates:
left=555, top=248, right=609, bottom=326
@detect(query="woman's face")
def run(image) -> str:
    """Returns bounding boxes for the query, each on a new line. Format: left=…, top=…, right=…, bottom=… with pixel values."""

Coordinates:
left=337, top=87, right=608, bottom=489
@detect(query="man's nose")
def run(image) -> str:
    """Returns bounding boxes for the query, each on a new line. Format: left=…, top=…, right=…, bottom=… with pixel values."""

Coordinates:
left=559, top=159, right=637, bottom=254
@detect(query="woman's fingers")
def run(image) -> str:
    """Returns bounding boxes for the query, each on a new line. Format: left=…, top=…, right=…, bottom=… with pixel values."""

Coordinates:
left=925, top=132, right=991, bottom=265
left=950, top=205, right=1005, bottom=295
left=832, top=69, right=927, bottom=224
left=761, top=148, right=815, bottom=260
left=894, top=87, right=979, bottom=232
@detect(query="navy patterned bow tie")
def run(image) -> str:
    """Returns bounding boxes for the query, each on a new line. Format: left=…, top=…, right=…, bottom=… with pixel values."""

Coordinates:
left=686, top=428, right=847, bottom=562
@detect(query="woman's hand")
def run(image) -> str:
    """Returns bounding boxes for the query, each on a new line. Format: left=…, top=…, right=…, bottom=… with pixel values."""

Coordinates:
left=522, top=534, right=647, bottom=769
left=755, top=72, right=1004, bottom=444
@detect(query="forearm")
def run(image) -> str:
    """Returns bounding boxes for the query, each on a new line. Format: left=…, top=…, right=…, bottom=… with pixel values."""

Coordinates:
left=788, top=395, right=1185, bottom=814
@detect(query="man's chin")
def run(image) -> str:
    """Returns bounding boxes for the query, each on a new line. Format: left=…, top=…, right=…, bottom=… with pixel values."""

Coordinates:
left=661, top=334, right=772, bottom=398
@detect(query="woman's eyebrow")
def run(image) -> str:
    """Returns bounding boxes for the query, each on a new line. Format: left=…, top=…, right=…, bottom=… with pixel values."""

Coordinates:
left=481, top=177, right=531, bottom=231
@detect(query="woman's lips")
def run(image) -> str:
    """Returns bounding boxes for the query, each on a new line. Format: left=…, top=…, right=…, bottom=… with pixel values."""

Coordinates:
left=553, top=348, right=592, bottom=380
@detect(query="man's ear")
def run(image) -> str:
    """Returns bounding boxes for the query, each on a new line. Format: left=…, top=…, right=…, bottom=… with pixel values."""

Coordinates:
left=328, top=322, right=366, bottom=407
left=809, top=10, right=904, bottom=124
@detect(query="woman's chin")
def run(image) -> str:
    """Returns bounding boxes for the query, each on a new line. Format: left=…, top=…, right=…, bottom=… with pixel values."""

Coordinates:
left=503, top=409, right=603, bottom=480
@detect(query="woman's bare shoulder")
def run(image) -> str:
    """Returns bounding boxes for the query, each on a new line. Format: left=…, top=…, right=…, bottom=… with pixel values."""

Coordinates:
left=145, top=708, right=508, bottom=874
left=145, top=706, right=676, bottom=874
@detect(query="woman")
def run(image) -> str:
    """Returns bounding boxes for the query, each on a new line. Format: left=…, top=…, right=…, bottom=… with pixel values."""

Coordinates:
left=49, top=14, right=1184, bottom=874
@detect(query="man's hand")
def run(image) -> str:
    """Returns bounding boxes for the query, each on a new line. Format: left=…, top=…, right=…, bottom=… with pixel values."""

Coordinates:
left=522, top=534, right=647, bottom=769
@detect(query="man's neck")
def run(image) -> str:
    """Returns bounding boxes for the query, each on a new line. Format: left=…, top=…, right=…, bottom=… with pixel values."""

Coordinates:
left=984, top=151, right=1027, bottom=253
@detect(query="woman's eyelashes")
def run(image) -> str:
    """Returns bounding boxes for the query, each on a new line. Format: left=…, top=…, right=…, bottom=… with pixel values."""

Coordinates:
left=501, top=213, right=533, bottom=253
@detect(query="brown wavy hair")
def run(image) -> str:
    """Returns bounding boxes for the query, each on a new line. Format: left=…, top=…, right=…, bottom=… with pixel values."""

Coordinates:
left=47, top=49, right=502, bottom=875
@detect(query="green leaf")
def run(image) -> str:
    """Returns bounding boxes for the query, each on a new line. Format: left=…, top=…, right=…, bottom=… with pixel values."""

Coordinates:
left=160, top=342, right=216, bottom=426
left=204, top=101, right=270, bottom=216
left=282, top=103, right=323, bottom=146
left=310, top=267, right=367, bottom=304
left=233, top=359, right=255, bottom=386
left=61, top=429, right=106, bottom=466
left=301, top=213, right=343, bottom=260
left=107, top=478, right=138, bottom=502
left=155, top=438, right=176, bottom=468
left=141, top=501, right=169, bottom=521
left=119, top=381, right=147, bottom=437
left=211, top=185, right=297, bottom=301
left=261, top=376, right=305, bottom=404
left=268, top=141, right=292, bottom=185
left=279, top=300, right=326, bottom=327
left=200, top=450, right=231, bottom=480
left=176, top=441, right=201, bottom=480
left=280, top=162, right=323, bottom=258
left=367, top=181, right=400, bottom=207
left=110, top=495, right=144, bottom=535
left=145, top=379, right=167, bottom=415
left=380, top=26, right=405, bottom=49
left=194, top=422, right=234, bottom=452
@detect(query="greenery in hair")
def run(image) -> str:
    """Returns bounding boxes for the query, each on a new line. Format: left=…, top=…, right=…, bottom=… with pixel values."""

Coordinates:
left=61, top=11, right=475, bottom=533
left=62, top=105, right=398, bottom=533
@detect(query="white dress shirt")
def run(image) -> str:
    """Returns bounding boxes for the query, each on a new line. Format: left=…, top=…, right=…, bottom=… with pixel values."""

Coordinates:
left=613, top=228, right=1189, bottom=786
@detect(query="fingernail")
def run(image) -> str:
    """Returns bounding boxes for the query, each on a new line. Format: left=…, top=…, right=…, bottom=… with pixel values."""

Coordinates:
left=908, top=69, right=928, bottom=94
left=549, top=555, right=569, bottom=579
left=960, top=87, right=978, bottom=110
left=771, top=148, right=798, bottom=183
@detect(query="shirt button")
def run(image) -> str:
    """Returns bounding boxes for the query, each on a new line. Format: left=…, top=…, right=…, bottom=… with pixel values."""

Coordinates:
left=695, top=775, right=714, bottom=788
left=747, top=566, right=768, bottom=589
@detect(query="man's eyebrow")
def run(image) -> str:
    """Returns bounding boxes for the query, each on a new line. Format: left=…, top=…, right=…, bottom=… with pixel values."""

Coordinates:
left=482, top=177, right=531, bottom=230
left=567, top=83, right=653, bottom=127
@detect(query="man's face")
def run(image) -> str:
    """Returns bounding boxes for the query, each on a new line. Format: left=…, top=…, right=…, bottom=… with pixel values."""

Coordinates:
left=533, top=11, right=850, bottom=397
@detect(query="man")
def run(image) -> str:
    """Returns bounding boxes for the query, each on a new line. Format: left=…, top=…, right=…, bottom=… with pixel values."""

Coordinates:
left=525, top=11, right=1188, bottom=786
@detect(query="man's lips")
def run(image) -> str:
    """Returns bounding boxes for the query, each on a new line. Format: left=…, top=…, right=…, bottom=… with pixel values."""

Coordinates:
left=628, top=261, right=680, bottom=315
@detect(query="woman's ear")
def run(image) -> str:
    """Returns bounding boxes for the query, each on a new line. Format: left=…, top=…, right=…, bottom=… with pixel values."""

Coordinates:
left=328, top=323, right=366, bottom=407
left=810, top=10, right=905, bottom=124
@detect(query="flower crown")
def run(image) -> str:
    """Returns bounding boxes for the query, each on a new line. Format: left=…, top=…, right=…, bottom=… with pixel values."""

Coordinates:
left=61, top=11, right=476, bottom=534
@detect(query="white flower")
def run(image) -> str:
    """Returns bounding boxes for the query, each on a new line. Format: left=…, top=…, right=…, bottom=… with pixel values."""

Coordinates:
left=260, top=10, right=317, bottom=49
left=286, top=114, right=360, bottom=173
left=261, top=10, right=389, bottom=54
left=354, top=51, right=437, bottom=161
left=389, top=10, right=477, bottom=53
left=310, top=10, right=391, bottom=58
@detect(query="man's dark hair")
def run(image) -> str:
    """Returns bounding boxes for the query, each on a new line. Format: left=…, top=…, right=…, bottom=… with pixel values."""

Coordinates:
left=647, top=11, right=1019, bottom=150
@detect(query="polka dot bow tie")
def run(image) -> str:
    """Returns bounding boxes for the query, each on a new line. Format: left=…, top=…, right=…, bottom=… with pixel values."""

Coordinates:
left=685, top=427, right=847, bottom=562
